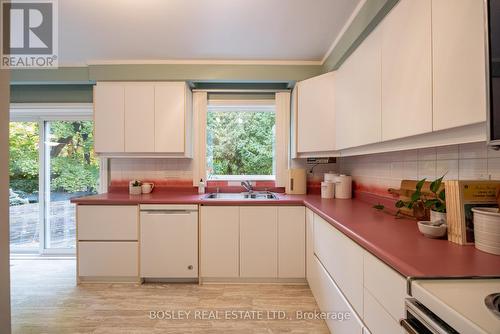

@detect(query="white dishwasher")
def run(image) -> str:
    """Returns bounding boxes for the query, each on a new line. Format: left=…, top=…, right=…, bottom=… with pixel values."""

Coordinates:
left=140, top=204, right=198, bottom=280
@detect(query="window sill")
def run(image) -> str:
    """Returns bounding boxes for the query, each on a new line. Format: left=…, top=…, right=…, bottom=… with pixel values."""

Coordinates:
left=208, top=175, right=275, bottom=182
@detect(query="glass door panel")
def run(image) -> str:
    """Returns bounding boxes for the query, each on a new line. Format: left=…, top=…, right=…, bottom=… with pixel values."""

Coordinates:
left=9, top=122, right=40, bottom=252
left=45, top=121, right=99, bottom=250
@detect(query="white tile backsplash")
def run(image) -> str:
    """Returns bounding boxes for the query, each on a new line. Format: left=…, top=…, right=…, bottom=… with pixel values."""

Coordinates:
left=110, top=158, right=193, bottom=181
left=338, top=141, right=500, bottom=192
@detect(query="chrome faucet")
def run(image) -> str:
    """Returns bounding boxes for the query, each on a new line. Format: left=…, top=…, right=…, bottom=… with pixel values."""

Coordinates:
left=241, top=180, right=253, bottom=193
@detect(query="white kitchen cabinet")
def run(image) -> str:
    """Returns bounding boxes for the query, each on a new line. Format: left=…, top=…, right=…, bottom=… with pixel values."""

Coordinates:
left=336, top=26, right=381, bottom=150
left=78, top=241, right=138, bottom=278
left=296, top=72, right=336, bottom=153
left=154, top=82, right=191, bottom=154
left=200, top=206, right=240, bottom=278
left=124, top=84, right=155, bottom=152
left=93, top=81, right=192, bottom=156
left=363, top=251, right=406, bottom=322
left=77, top=205, right=138, bottom=241
left=239, top=207, right=278, bottom=278
left=314, top=213, right=364, bottom=316
left=305, top=207, right=314, bottom=282
left=309, top=255, right=364, bottom=334
left=140, top=205, right=198, bottom=278
left=381, top=0, right=432, bottom=141
left=277, top=207, right=305, bottom=278
left=364, top=288, right=405, bottom=334
left=94, top=84, right=125, bottom=153
left=432, top=0, right=487, bottom=131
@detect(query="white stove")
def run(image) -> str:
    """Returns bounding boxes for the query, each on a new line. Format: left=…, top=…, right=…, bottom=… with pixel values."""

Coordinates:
left=402, top=279, right=500, bottom=334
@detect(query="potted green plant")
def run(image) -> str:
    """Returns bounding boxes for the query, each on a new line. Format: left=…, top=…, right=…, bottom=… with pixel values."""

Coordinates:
left=129, top=180, right=142, bottom=195
left=424, top=175, right=446, bottom=224
left=392, top=175, right=446, bottom=221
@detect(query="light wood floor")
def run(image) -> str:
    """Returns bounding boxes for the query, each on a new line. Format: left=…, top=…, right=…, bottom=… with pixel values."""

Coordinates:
left=10, top=259, right=329, bottom=333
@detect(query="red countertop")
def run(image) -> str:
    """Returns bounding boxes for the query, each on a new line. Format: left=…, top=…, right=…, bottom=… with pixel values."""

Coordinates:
left=71, top=191, right=500, bottom=279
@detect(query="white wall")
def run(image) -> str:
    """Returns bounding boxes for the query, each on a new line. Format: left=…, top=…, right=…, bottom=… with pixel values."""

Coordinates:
left=0, top=69, right=11, bottom=332
left=338, top=142, right=500, bottom=196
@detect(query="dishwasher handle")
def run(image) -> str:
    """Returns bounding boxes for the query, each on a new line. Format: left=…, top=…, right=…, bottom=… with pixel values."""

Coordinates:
left=140, top=210, right=196, bottom=215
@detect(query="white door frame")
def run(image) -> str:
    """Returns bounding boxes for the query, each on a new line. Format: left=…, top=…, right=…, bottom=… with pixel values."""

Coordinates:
left=10, top=103, right=96, bottom=256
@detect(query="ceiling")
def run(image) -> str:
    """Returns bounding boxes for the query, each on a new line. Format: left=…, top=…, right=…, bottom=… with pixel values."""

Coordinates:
left=58, top=0, right=362, bottom=66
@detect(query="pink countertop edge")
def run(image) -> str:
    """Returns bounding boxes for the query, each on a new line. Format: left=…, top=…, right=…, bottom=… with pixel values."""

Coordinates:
left=71, top=191, right=500, bottom=279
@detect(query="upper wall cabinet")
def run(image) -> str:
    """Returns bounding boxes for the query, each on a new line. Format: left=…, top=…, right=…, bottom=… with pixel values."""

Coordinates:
left=336, top=27, right=382, bottom=150
left=94, top=82, right=192, bottom=156
left=381, top=0, right=432, bottom=141
left=296, top=72, right=336, bottom=153
left=432, top=0, right=487, bottom=131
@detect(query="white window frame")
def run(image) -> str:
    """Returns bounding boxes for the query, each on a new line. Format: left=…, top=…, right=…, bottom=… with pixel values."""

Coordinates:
left=9, top=103, right=100, bottom=256
left=206, top=100, right=276, bottom=181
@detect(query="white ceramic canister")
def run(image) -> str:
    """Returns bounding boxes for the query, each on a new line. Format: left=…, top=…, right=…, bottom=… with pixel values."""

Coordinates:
left=324, top=172, right=338, bottom=183
left=335, top=175, right=352, bottom=199
left=321, top=182, right=335, bottom=199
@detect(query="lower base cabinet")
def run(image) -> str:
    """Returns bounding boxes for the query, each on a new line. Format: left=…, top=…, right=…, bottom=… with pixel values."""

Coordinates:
left=78, top=241, right=138, bottom=278
left=309, top=255, right=364, bottom=333
left=200, top=205, right=305, bottom=280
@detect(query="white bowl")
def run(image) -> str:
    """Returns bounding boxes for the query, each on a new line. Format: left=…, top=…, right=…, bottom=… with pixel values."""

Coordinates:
left=417, top=221, right=448, bottom=239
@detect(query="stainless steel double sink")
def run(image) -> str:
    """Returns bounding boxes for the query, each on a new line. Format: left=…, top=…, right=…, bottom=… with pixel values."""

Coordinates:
left=204, top=191, right=278, bottom=200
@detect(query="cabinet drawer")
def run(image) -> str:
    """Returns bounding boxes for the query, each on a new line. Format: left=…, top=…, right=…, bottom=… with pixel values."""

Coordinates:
left=313, top=214, right=364, bottom=316
left=309, top=256, right=364, bottom=334
left=363, top=251, right=406, bottom=321
left=77, top=205, right=138, bottom=241
left=364, top=288, right=405, bottom=334
left=78, top=241, right=138, bottom=277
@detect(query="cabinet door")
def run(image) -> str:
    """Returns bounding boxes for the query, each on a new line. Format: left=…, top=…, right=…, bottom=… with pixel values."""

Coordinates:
left=278, top=207, right=305, bottom=278
left=200, top=206, right=239, bottom=278
left=309, top=256, right=364, bottom=334
left=363, top=251, right=406, bottom=322
left=432, top=0, right=487, bottom=130
left=94, top=84, right=125, bottom=153
left=140, top=210, right=198, bottom=278
left=364, top=289, right=405, bottom=334
left=124, top=84, right=155, bottom=152
left=154, top=82, right=186, bottom=153
left=77, top=205, right=138, bottom=241
left=78, top=241, right=138, bottom=277
left=297, top=72, right=336, bottom=153
left=314, top=214, right=364, bottom=316
left=381, top=0, right=432, bottom=141
left=305, top=208, right=314, bottom=282
left=240, top=207, right=278, bottom=278
left=336, top=27, right=381, bottom=150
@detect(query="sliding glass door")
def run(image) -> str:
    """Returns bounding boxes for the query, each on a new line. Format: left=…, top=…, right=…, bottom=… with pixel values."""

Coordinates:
left=45, top=121, right=99, bottom=250
left=9, top=122, right=40, bottom=252
left=9, top=115, right=99, bottom=254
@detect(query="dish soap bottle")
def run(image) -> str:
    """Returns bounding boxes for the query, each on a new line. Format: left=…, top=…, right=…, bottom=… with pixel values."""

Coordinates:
left=198, top=178, right=205, bottom=194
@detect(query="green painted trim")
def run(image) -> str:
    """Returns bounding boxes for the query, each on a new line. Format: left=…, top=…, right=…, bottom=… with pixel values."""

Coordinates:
left=207, top=93, right=275, bottom=101
left=193, top=82, right=289, bottom=90
left=322, top=0, right=399, bottom=72
left=10, top=64, right=321, bottom=84
left=10, top=67, right=90, bottom=84
left=88, top=64, right=322, bottom=82
left=10, top=84, right=93, bottom=103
